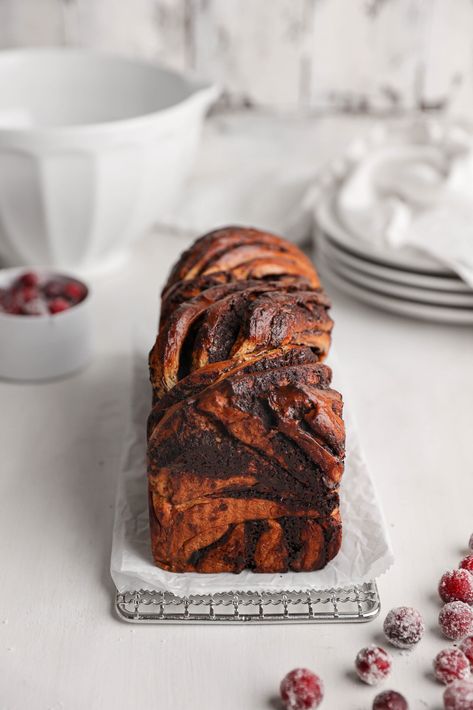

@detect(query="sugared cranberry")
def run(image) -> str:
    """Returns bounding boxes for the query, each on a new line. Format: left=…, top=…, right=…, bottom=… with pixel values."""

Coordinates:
left=460, top=637, right=473, bottom=668
left=280, top=668, right=324, bottom=710
left=21, top=298, right=47, bottom=316
left=460, top=557, right=473, bottom=574
left=63, top=280, right=86, bottom=303
left=18, top=286, right=39, bottom=304
left=434, top=648, right=471, bottom=685
left=440, top=570, right=473, bottom=605
left=443, top=679, right=473, bottom=709
left=355, top=646, right=392, bottom=685
left=48, top=298, right=70, bottom=315
left=43, top=279, right=64, bottom=298
left=372, top=690, right=409, bottom=710
left=1, top=272, right=87, bottom=317
left=383, top=607, right=425, bottom=649
left=439, top=602, right=473, bottom=641
left=15, top=271, right=39, bottom=288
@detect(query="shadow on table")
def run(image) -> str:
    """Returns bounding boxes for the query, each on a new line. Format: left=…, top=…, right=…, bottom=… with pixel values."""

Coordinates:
left=57, top=350, right=147, bottom=618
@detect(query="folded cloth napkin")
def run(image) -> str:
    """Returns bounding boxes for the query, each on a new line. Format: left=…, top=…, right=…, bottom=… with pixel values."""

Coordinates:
left=335, top=120, right=473, bottom=286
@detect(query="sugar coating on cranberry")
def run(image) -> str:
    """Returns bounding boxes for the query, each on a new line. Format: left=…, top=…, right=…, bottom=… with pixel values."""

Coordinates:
left=439, top=602, right=473, bottom=641
left=355, top=645, right=392, bottom=685
left=460, top=637, right=473, bottom=668
left=280, top=668, right=324, bottom=710
left=383, top=607, right=425, bottom=649
left=440, top=570, right=473, bottom=605
left=0, top=271, right=87, bottom=317
left=48, top=297, right=70, bottom=314
left=460, top=557, right=473, bottom=574
left=372, top=690, right=409, bottom=710
left=16, top=271, right=39, bottom=288
left=63, top=280, right=86, bottom=303
left=434, top=648, right=471, bottom=685
left=443, top=679, right=473, bottom=710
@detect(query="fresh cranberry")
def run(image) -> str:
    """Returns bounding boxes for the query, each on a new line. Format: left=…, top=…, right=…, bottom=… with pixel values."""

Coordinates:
left=48, top=298, right=70, bottom=315
left=372, top=690, right=409, bottom=710
left=383, top=607, right=425, bottom=649
left=460, top=637, right=473, bottom=668
left=15, top=271, right=39, bottom=288
left=434, top=648, right=471, bottom=685
left=443, top=679, right=473, bottom=709
left=280, top=668, right=324, bottom=710
left=440, top=570, right=473, bottom=605
left=355, top=646, right=392, bottom=685
left=63, top=280, right=86, bottom=303
left=439, top=602, right=473, bottom=641
left=460, top=557, right=473, bottom=574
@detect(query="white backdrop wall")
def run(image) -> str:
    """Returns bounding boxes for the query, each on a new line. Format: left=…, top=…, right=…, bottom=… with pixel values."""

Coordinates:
left=1, top=0, right=472, bottom=115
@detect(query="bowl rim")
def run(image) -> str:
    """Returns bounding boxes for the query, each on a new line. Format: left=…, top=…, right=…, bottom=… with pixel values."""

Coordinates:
left=0, top=266, right=91, bottom=321
left=0, top=47, right=219, bottom=137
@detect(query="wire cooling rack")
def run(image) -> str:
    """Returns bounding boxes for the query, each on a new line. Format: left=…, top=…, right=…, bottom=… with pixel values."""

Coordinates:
left=115, top=581, right=380, bottom=624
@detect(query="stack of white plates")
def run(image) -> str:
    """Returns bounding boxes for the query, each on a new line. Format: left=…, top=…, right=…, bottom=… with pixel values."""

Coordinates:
left=314, top=194, right=473, bottom=325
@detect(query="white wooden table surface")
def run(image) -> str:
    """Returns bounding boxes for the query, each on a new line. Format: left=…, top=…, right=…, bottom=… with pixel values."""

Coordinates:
left=1, top=113, right=473, bottom=709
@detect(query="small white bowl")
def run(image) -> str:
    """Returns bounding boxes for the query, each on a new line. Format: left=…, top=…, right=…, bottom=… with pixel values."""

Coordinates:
left=0, top=268, right=93, bottom=381
left=0, top=48, right=218, bottom=272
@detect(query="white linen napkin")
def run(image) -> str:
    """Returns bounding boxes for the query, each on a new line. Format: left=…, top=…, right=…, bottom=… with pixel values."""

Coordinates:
left=336, top=120, right=473, bottom=286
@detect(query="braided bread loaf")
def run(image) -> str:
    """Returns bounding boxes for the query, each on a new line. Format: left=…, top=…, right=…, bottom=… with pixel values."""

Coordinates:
left=148, top=227, right=345, bottom=574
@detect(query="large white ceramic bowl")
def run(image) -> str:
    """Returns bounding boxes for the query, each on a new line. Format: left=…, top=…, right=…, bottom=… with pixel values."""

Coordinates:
left=0, top=49, right=218, bottom=272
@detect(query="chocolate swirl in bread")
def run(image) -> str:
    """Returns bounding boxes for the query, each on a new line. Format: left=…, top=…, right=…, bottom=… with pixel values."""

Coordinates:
left=148, top=226, right=345, bottom=574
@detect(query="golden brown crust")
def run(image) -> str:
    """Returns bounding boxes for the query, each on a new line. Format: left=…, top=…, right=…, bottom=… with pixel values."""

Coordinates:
left=147, top=226, right=345, bottom=574
left=162, top=226, right=321, bottom=295
left=150, top=280, right=332, bottom=401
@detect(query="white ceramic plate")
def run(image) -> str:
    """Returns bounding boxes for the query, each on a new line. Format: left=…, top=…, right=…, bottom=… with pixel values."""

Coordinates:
left=318, top=237, right=473, bottom=306
left=320, top=258, right=473, bottom=325
left=316, top=232, right=471, bottom=293
left=315, top=193, right=448, bottom=274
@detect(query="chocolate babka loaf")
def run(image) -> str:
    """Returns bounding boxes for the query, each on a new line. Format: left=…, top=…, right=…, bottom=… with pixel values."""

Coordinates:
left=148, top=226, right=346, bottom=574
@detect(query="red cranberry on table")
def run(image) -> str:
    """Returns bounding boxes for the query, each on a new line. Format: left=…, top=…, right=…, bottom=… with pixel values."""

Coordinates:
left=439, top=570, right=473, bottom=605
left=460, top=556, right=473, bottom=574
left=443, top=679, right=473, bottom=709
left=439, top=602, right=473, bottom=641
left=355, top=646, right=392, bottom=685
left=434, top=648, right=471, bottom=685
left=460, top=637, right=473, bottom=668
left=280, top=669, right=324, bottom=710
left=383, top=607, right=425, bottom=649
left=372, top=690, right=409, bottom=710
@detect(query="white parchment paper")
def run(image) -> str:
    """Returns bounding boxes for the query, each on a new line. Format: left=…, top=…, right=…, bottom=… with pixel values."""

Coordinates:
left=111, top=350, right=394, bottom=595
